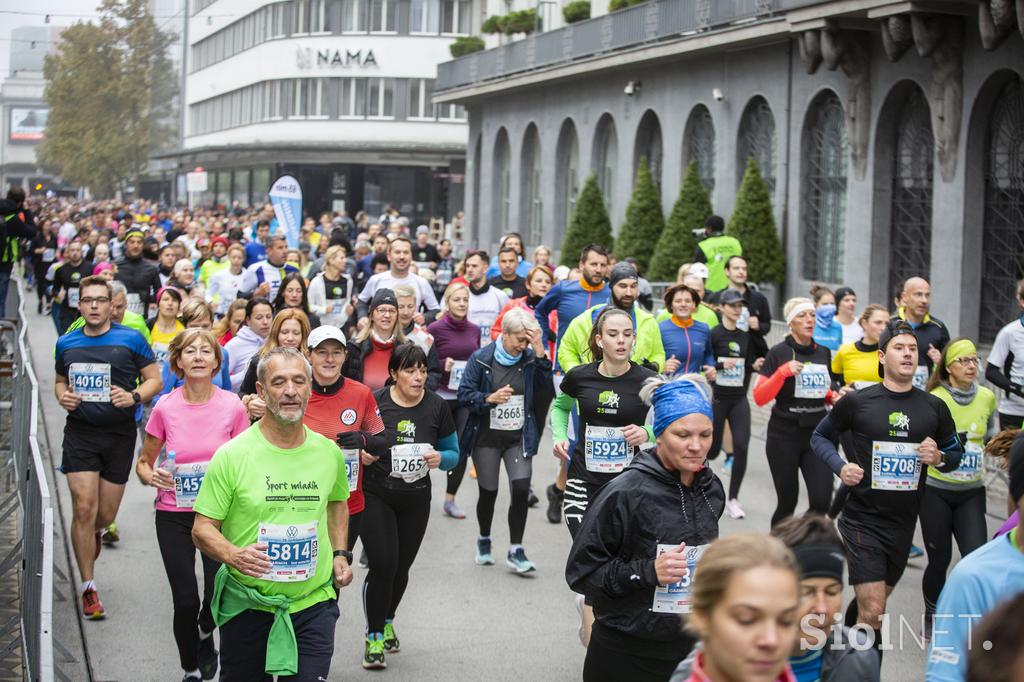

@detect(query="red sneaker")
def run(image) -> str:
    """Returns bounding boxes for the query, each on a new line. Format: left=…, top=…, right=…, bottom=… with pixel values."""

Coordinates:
left=82, top=587, right=105, bottom=620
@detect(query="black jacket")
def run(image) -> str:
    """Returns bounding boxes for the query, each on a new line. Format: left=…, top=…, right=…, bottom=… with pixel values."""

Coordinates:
left=114, top=255, right=162, bottom=309
left=566, top=449, right=725, bottom=648
left=0, top=199, right=37, bottom=269
left=342, top=337, right=441, bottom=391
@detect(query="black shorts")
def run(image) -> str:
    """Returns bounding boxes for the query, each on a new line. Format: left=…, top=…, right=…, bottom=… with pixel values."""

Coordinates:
left=61, top=420, right=137, bottom=484
left=838, top=514, right=915, bottom=587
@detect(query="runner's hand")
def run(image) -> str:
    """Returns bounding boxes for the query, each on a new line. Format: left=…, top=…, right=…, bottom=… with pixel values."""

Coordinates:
left=752, top=357, right=765, bottom=372
left=788, top=361, right=805, bottom=376
left=150, top=467, right=174, bottom=490
left=703, top=365, right=717, bottom=382
left=722, top=358, right=737, bottom=370
left=247, top=396, right=266, bottom=419
left=445, top=357, right=455, bottom=372
left=621, top=424, right=648, bottom=447
left=58, top=388, right=82, bottom=412
left=663, top=356, right=680, bottom=375
left=357, top=317, right=369, bottom=332
left=333, top=557, right=353, bottom=589
left=254, top=282, right=270, bottom=298
left=413, top=312, right=426, bottom=326
left=423, top=450, right=442, bottom=469
left=749, top=316, right=760, bottom=331
left=487, top=385, right=513, bottom=404
left=654, top=544, right=689, bottom=585
left=918, top=437, right=940, bottom=465
left=839, top=463, right=864, bottom=486
left=360, top=450, right=378, bottom=466
left=230, top=543, right=273, bottom=578
left=109, top=386, right=134, bottom=408
left=336, top=431, right=365, bottom=450
left=553, top=441, right=570, bottom=461
left=927, top=344, right=941, bottom=366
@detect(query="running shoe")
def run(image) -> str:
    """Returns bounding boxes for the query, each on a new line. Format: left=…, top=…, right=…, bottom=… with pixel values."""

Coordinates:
left=443, top=499, right=466, bottom=519
left=181, top=675, right=201, bottom=682
left=382, top=622, right=400, bottom=653
left=722, top=456, right=733, bottom=475
left=506, top=547, right=536, bottom=574
left=909, top=544, right=925, bottom=559
left=362, top=634, right=386, bottom=670
left=546, top=484, right=563, bottom=525
left=82, top=587, right=105, bottom=620
left=527, top=487, right=540, bottom=508
left=197, top=634, right=218, bottom=679
left=103, top=522, right=120, bottom=545
left=475, top=538, right=494, bottom=566
left=724, top=498, right=746, bottom=519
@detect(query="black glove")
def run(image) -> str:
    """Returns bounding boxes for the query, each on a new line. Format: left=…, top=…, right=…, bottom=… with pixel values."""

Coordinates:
left=336, top=431, right=366, bottom=450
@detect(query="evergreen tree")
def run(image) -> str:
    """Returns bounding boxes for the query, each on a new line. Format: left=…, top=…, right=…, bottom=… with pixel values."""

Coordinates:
left=727, top=158, right=785, bottom=285
left=560, top=173, right=614, bottom=266
left=649, top=160, right=711, bottom=281
left=614, top=158, right=664, bottom=272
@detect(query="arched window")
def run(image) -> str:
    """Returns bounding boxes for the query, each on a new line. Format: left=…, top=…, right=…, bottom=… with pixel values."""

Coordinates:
left=980, top=75, right=1024, bottom=342
left=737, top=96, right=777, bottom=195
left=555, top=119, right=580, bottom=233
left=800, top=91, right=848, bottom=282
left=592, top=115, right=617, bottom=217
left=633, top=110, right=663, bottom=189
left=494, top=128, right=511, bottom=233
left=520, top=124, right=542, bottom=246
left=888, top=87, right=934, bottom=296
left=684, top=104, right=716, bottom=195
left=470, top=134, right=481, bottom=237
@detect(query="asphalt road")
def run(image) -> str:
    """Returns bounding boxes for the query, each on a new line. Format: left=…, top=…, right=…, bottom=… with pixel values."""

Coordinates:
left=26, top=305, right=1008, bottom=682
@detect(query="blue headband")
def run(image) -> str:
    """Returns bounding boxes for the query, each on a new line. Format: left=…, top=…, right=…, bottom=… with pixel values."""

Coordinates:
left=651, top=377, right=713, bottom=436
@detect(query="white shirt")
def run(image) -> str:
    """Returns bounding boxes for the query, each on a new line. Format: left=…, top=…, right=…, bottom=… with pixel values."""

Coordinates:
left=841, top=319, right=864, bottom=345
left=988, top=317, right=1024, bottom=416
left=240, top=260, right=299, bottom=301
left=468, top=285, right=510, bottom=343
left=206, top=269, right=247, bottom=315
left=358, top=270, right=440, bottom=312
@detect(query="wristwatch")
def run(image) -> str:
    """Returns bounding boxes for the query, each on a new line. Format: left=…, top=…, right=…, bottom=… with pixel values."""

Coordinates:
left=333, top=549, right=354, bottom=562
left=131, top=390, right=142, bottom=405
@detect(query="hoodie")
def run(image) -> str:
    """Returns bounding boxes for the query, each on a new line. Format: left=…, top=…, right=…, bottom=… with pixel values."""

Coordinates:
left=224, top=326, right=267, bottom=391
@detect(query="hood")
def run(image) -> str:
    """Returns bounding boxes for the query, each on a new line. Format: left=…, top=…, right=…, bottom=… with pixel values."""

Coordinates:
left=236, top=325, right=265, bottom=345
left=630, top=448, right=718, bottom=491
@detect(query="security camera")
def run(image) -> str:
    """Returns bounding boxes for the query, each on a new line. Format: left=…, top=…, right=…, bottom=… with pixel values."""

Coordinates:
left=712, top=88, right=724, bottom=102
left=624, top=80, right=641, bottom=96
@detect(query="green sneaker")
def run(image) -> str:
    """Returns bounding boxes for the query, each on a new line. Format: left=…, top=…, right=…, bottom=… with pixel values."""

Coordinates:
left=103, top=522, right=120, bottom=545
left=383, top=622, right=400, bottom=653
left=362, top=634, right=386, bottom=670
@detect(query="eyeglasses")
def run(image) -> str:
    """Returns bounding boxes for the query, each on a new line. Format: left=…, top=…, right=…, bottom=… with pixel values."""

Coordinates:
left=952, top=356, right=980, bottom=366
left=79, top=297, right=110, bottom=306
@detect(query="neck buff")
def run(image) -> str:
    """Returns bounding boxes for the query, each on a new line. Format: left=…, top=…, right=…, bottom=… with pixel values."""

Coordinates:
left=650, top=376, right=713, bottom=436
left=815, top=304, right=836, bottom=329
left=493, top=338, right=522, bottom=366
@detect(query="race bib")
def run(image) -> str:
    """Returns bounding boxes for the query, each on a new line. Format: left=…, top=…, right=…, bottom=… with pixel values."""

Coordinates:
left=490, top=395, right=525, bottom=431
left=794, top=363, right=829, bottom=399
left=330, top=300, right=346, bottom=318
left=125, top=292, right=143, bottom=315
left=69, top=363, right=111, bottom=402
left=67, top=287, right=80, bottom=309
left=42, top=248, right=56, bottom=262
left=584, top=425, right=633, bottom=473
left=153, top=342, right=171, bottom=369
left=342, top=448, right=360, bottom=492
left=391, top=442, right=430, bottom=483
left=652, top=544, right=709, bottom=614
left=480, top=325, right=492, bottom=347
left=447, top=360, right=467, bottom=391
left=871, top=441, right=922, bottom=490
left=173, top=461, right=208, bottom=509
left=913, top=365, right=929, bottom=390
left=946, top=442, right=982, bottom=483
left=715, top=358, right=745, bottom=388
left=258, top=521, right=318, bottom=582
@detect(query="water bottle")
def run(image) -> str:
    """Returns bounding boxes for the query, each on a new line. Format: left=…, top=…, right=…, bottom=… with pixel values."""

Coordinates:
left=159, top=450, right=176, bottom=478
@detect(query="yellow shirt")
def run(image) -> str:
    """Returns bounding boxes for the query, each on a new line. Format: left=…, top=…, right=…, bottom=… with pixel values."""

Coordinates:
left=831, top=341, right=881, bottom=384
left=150, top=321, right=184, bottom=371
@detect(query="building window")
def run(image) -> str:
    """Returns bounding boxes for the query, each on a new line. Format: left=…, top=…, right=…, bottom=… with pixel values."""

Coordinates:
left=494, top=130, right=511, bottom=233
left=437, top=103, right=466, bottom=121
left=556, top=121, right=579, bottom=232
left=408, top=79, right=436, bottom=119
left=593, top=115, right=617, bottom=217
left=233, top=169, right=251, bottom=207
left=441, top=0, right=471, bottom=34
left=267, top=80, right=284, bottom=119
left=684, top=104, right=715, bottom=195
left=272, top=3, right=288, bottom=36
left=633, top=110, right=662, bottom=190
left=888, top=87, right=934, bottom=297
left=367, top=78, right=395, bottom=118
left=800, top=91, right=848, bottom=282
left=290, top=78, right=328, bottom=118
left=342, top=0, right=367, bottom=31
left=411, top=0, right=440, bottom=34
left=370, top=0, right=396, bottom=32
left=737, top=95, right=777, bottom=196
left=521, top=125, right=542, bottom=245
left=338, top=78, right=368, bottom=117
left=980, top=75, right=1024, bottom=342
left=293, top=0, right=327, bottom=33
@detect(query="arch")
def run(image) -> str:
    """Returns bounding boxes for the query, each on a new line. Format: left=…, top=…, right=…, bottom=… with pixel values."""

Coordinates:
left=470, top=134, right=482, bottom=237
left=633, top=109, right=663, bottom=189
left=493, top=127, right=511, bottom=234
left=799, top=89, right=848, bottom=282
left=591, top=114, right=618, bottom=217
left=736, top=95, right=777, bottom=195
left=555, top=118, right=580, bottom=236
left=520, top=124, right=542, bottom=246
left=683, top=104, right=716, bottom=195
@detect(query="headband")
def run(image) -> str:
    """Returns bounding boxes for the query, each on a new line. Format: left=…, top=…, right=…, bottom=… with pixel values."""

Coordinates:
left=792, top=544, right=845, bottom=582
left=944, top=339, right=977, bottom=366
left=651, top=377, right=713, bottom=437
left=785, top=301, right=815, bottom=326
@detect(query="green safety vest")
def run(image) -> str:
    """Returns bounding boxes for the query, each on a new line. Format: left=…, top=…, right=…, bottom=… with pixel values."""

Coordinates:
left=698, top=235, right=742, bottom=292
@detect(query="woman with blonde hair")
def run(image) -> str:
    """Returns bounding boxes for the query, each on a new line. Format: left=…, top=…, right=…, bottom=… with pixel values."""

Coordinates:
left=212, top=298, right=247, bottom=346
left=342, top=288, right=407, bottom=390
left=308, top=244, right=355, bottom=330
left=237, top=308, right=311, bottom=419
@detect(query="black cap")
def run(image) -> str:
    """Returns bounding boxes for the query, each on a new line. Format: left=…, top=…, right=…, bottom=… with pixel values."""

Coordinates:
left=834, top=286, right=856, bottom=303
left=718, top=289, right=747, bottom=306
left=608, top=262, right=639, bottom=287
left=704, top=215, right=725, bottom=233
left=879, top=319, right=917, bottom=351
left=369, top=288, right=398, bottom=313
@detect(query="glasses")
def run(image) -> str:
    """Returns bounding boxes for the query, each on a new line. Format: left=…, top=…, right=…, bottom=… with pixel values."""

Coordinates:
left=952, top=356, right=980, bottom=366
left=79, top=297, right=110, bottom=306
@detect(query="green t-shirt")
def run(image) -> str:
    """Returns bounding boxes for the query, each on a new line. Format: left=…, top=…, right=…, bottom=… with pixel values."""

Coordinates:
left=194, top=423, right=348, bottom=613
left=698, top=235, right=742, bottom=292
left=927, top=384, right=996, bottom=486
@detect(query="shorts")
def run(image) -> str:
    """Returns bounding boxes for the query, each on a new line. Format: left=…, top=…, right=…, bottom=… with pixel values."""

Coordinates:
left=61, top=420, right=137, bottom=484
left=838, top=514, right=915, bottom=587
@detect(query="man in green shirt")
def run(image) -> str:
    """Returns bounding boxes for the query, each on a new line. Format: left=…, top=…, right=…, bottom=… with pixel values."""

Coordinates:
left=192, top=347, right=353, bottom=679
left=694, top=215, right=742, bottom=293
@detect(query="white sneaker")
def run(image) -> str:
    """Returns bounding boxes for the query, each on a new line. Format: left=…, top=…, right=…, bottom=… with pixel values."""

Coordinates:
left=725, top=498, right=746, bottom=519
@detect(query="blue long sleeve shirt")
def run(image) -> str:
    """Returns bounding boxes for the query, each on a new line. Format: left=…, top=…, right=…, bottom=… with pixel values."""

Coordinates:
left=533, top=280, right=610, bottom=371
left=658, top=317, right=714, bottom=374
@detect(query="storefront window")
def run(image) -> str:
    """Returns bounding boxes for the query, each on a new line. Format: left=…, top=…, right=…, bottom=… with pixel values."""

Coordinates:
left=232, top=170, right=251, bottom=207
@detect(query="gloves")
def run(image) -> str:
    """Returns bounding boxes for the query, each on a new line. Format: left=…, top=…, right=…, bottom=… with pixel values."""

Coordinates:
left=336, top=431, right=366, bottom=450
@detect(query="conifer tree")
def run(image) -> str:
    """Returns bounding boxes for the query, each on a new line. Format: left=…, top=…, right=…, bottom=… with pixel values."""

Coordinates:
left=727, top=158, right=785, bottom=284
left=614, top=158, right=664, bottom=272
left=559, top=173, right=614, bottom=266
left=649, top=160, right=711, bottom=281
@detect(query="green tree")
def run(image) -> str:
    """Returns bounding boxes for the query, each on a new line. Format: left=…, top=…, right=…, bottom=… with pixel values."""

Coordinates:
left=614, top=157, right=664, bottom=272
left=727, top=157, right=785, bottom=285
left=649, top=160, right=711, bottom=281
left=39, top=0, right=178, bottom=196
left=560, top=173, right=613, bottom=267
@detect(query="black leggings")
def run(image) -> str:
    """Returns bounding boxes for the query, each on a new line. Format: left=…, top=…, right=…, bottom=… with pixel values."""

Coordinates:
left=765, top=420, right=833, bottom=528
left=155, top=510, right=219, bottom=672
left=709, top=393, right=751, bottom=500
left=361, top=488, right=431, bottom=635
left=474, top=443, right=532, bottom=544
left=919, top=485, right=988, bottom=615
left=444, top=402, right=472, bottom=496
left=583, top=623, right=683, bottom=682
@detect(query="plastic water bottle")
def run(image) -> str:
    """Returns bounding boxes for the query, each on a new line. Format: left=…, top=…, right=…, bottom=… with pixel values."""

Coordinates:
left=160, top=450, right=176, bottom=476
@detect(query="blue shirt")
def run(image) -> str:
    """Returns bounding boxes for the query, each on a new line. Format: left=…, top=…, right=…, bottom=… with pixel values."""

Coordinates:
left=244, top=241, right=266, bottom=268
left=54, top=323, right=156, bottom=426
left=813, top=322, right=842, bottom=353
left=658, top=317, right=714, bottom=374
left=534, top=280, right=611, bottom=371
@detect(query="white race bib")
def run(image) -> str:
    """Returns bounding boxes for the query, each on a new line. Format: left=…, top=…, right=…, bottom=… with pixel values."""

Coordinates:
left=584, top=425, right=633, bottom=473
left=258, top=521, right=318, bottom=582
left=447, top=360, right=467, bottom=391
left=42, top=248, right=56, bottom=262
left=69, top=363, right=111, bottom=402
left=153, top=342, right=170, bottom=369
left=342, top=448, right=360, bottom=492
left=490, top=395, right=525, bottom=431
left=871, top=441, right=922, bottom=490
left=653, top=544, right=709, bottom=613
left=480, top=325, right=492, bottom=347
left=794, top=363, right=829, bottom=399
left=390, top=442, right=430, bottom=483
left=125, top=292, right=143, bottom=315
left=67, top=287, right=80, bottom=309
left=913, top=365, right=929, bottom=390
left=715, top=357, right=745, bottom=388
left=946, top=442, right=983, bottom=483
left=173, top=461, right=208, bottom=509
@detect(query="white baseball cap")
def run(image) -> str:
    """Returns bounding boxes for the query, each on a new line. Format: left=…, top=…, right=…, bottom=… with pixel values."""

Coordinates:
left=308, top=325, right=347, bottom=349
left=689, top=262, right=709, bottom=279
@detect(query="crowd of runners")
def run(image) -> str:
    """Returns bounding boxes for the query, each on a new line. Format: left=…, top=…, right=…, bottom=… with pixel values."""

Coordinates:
left=1, top=185, right=1022, bottom=682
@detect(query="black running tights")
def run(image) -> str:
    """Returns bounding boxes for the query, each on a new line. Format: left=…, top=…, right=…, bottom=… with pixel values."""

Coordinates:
left=919, top=485, right=987, bottom=615
left=765, top=421, right=833, bottom=528
left=709, top=393, right=751, bottom=500
left=444, top=402, right=472, bottom=496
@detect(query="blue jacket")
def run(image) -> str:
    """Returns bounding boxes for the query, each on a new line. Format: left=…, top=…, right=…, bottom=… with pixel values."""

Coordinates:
left=658, top=317, right=714, bottom=374
left=534, top=280, right=610, bottom=371
left=456, top=342, right=551, bottom=458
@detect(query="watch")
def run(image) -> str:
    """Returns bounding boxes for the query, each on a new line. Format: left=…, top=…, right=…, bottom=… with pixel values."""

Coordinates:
left=131, top=390, right=142, bottom=405
left=333, top=549, right=353, bottom=562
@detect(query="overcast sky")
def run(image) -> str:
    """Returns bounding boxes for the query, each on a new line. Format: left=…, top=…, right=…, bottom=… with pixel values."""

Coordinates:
left=0, top=0, right=115, bottom=79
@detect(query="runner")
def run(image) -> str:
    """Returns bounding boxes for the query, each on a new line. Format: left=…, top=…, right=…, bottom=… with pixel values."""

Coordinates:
left=834, top=286, right=863, bottom=344
left=985, top=279, right=1024, bottom=430
left=30, top=219, right=59, bottom=314
left=63, top=280, right=151, bottom=343
left=810, top=285, right=842, bottom=354
left=308, top=245, right=355, bottom=331
left=394, top=284, right=441, bottom=389
left=753, top=297, right=836, bottom=526
left=192, top=347, right=353, bottom=680
left=213, top=299, right=248, bottom=346
left=462, top=250, right=510, bottom=345
left=156, top=300, right=232, bottom=397
left=486, top=232, right=532, bottom=279
left=655, top=274, right=719, bottom=330
left=239, top=309, right=311, bottom=419
left=707, top=289, right=765, bottom=519
left=135, top=329, right=249, bottom=681
left=204, top=243, right=246, bottom=318
left=721, top=255, right=771, bottom=352
left=357, top=236, right=440, bottom=325
left=920, top=338, right=995, bottom=632
left=343, top=289, right=412, bottom=391
left=428, top=282, right=482, bottom=520
left=692, top=214, right=741, bottom=293
left=224, top=297, right=273, bottom=390
left=565, top=374, right=724, bottom=680
left=810, top=319, right=963, bottom=659
left=657, top=283, right=716, bottom=378
left=240, top=234, right=300, bottom=302
left=148, top=287, right=185, bottom=378
left=197, top=236, right=230, bottom=287
left=357, top=344, right=459, bottom=669
left=458, top=308, right=549, bottom=572
left=894, top=277, right=950, bottom=389
left=54, top=276, right=162, bottom=619
left=52, top=240, right=94, bottom=334
left=113, top=225, right=162, bottom=317
left=487, top=246, right=528, bottom=299
left=831, top=304, right=890, bottom=388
